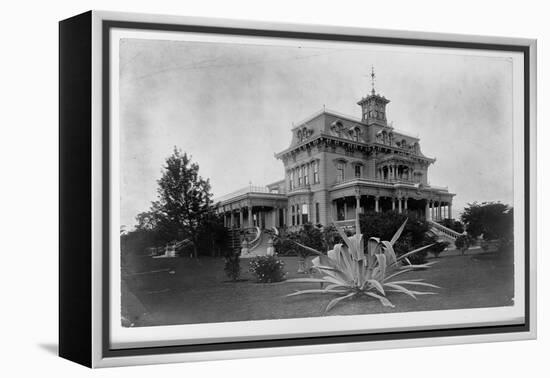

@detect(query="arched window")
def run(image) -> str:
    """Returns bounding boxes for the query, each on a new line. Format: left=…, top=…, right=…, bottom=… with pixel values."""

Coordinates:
left=352, top=126, right=361, bottom=142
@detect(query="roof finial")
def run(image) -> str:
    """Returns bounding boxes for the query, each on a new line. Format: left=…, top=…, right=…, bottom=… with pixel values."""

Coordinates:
left=370, top=65, right=376, bottom=95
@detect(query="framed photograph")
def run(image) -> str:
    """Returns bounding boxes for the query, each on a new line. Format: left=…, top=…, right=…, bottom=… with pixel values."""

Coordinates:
left=59, top=10, right=537, bottom=368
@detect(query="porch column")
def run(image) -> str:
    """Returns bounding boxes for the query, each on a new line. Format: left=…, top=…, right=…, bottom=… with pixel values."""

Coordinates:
left=355, top=194, right=361, bottom=219
left=230, top=210, right=235, bottom=228
left=248, top=207, right=253, bottom=228
left=239, top=208, right=243, bottom=229
left=273, top=207, right=278, bottom=228
left=392, top=197, right=396, bottom=211
left=438, top=202, right=442, bottom=221
left=397, top=197, right=402, bottom=213
left=404, top=197, right=408, bottom=212
left=375, top=196, right=380, bottom=212
left=426, top=200, right=432, bottom=221
left=448, top=203, right=453, bottom=219
left=287, top=206, right=292, bottom=226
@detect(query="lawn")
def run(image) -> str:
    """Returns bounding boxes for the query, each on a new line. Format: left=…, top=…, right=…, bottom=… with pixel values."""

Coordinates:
left=121, top=249, right=514, bottom=327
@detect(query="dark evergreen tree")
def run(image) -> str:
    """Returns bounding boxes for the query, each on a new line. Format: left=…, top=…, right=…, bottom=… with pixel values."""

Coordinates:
left=151, top=147, right=213, bottom=258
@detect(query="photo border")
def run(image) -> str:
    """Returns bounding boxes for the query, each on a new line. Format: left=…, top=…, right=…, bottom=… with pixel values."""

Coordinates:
left=97, top=13, right=534, bottom=364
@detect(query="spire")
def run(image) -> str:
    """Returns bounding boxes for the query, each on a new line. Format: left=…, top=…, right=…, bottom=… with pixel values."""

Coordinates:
left=357, top=66, right=389, bottom=124
left=370, top=65, right=376, bottom=95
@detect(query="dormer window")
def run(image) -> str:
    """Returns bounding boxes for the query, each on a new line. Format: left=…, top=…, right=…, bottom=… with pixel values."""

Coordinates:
left=297, top=127, right=313, bottom=143
left=331, top=121, right=344, bottom=137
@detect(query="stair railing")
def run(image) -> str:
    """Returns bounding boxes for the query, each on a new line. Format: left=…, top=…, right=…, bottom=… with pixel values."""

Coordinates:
left=427, top=220, right=462, bottom=240
left=249, top=227, right=262, bottom=251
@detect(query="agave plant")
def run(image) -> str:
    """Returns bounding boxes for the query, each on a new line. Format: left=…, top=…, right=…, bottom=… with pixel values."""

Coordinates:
left=285, top=218, right=439, bottom=312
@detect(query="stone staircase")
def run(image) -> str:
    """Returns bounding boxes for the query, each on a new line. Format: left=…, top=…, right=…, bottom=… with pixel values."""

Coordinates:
left=427, top=220, right=463, bottom=247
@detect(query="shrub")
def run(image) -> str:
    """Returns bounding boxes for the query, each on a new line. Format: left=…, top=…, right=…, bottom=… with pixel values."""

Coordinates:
left=274, top=230, right=297, bottom=255
left=430, top=241, right=450, bottom=258
left=276, top=224, right=342, bottom=258
left=249, top=256, right=286, bottom=283
left=360, top=211, right=433, bottom=264
left=286, top=219, right=438, bottom=312
left=455, top=234, right=473, bottom=255
left=224, top=252, right=241, bottom=281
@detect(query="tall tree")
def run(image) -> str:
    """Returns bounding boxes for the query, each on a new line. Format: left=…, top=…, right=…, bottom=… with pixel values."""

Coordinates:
left=460, top=202, right=513, bottom=242
left=152, top=147, right=213, bottom=258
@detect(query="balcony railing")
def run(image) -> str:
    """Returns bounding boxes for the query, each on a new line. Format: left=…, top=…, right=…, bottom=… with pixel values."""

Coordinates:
left=333, top=177, right=448, bottom=192
left=214, top=185, right=275, bottom=203
left=333, top=177, right=419, bottom=187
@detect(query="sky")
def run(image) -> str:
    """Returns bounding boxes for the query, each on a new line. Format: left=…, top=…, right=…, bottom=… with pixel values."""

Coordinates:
left=118, top=36, right=514, bottom=229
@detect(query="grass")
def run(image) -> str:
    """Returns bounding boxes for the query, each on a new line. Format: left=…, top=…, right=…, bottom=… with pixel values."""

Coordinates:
left=121, top=249, right=514, bottom=327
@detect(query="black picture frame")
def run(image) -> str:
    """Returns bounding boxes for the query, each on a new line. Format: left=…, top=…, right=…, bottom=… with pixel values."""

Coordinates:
left=59, top=10, right=537, bottom=368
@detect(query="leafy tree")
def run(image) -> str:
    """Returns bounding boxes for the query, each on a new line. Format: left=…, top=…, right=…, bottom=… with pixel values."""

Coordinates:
left=147, top=147, right=213, bottom=258
left=461, top=202, right=513, bottom=242
left=197, top=213, right=228, bottom=257
left=437, top=218, right=464, bottom=234
left=135, top=210, right=159, bottom=231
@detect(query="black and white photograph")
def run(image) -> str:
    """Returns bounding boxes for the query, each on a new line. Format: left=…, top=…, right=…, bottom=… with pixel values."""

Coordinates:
left=113, top=26, right=526, bottom=345
left=2, top=0, right=546, bottom=374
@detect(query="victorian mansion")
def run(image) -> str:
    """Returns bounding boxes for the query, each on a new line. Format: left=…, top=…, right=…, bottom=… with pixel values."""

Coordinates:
left=215, top=84, right=455, bottom=233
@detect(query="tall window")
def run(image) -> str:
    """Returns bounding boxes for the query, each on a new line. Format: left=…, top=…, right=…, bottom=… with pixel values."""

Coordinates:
left=289, top=170, right=294, bottom=190
left=313, top=160, right=319, bottom=183
left=336, top=162, right=345, bottom=183
left=355, top=164, right=362, bottom=178
left=304, top=164, right=309, bottom=185
left=298, top=166, right=303, bottom=186
left=352, top=127, right=360, bottom=142
left=302, top=203, right=309, bottom=224
left=291, top=205, right=295, bottom=226
left=315, top=202, right=320, bottom=224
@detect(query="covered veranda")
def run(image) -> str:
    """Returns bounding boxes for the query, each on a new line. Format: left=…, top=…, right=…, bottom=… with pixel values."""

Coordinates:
left=329, top=185, right=454, bottom=227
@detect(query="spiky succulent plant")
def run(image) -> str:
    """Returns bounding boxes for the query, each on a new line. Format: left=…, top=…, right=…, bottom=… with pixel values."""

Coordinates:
left=285, top=218, right=439, bottom=312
